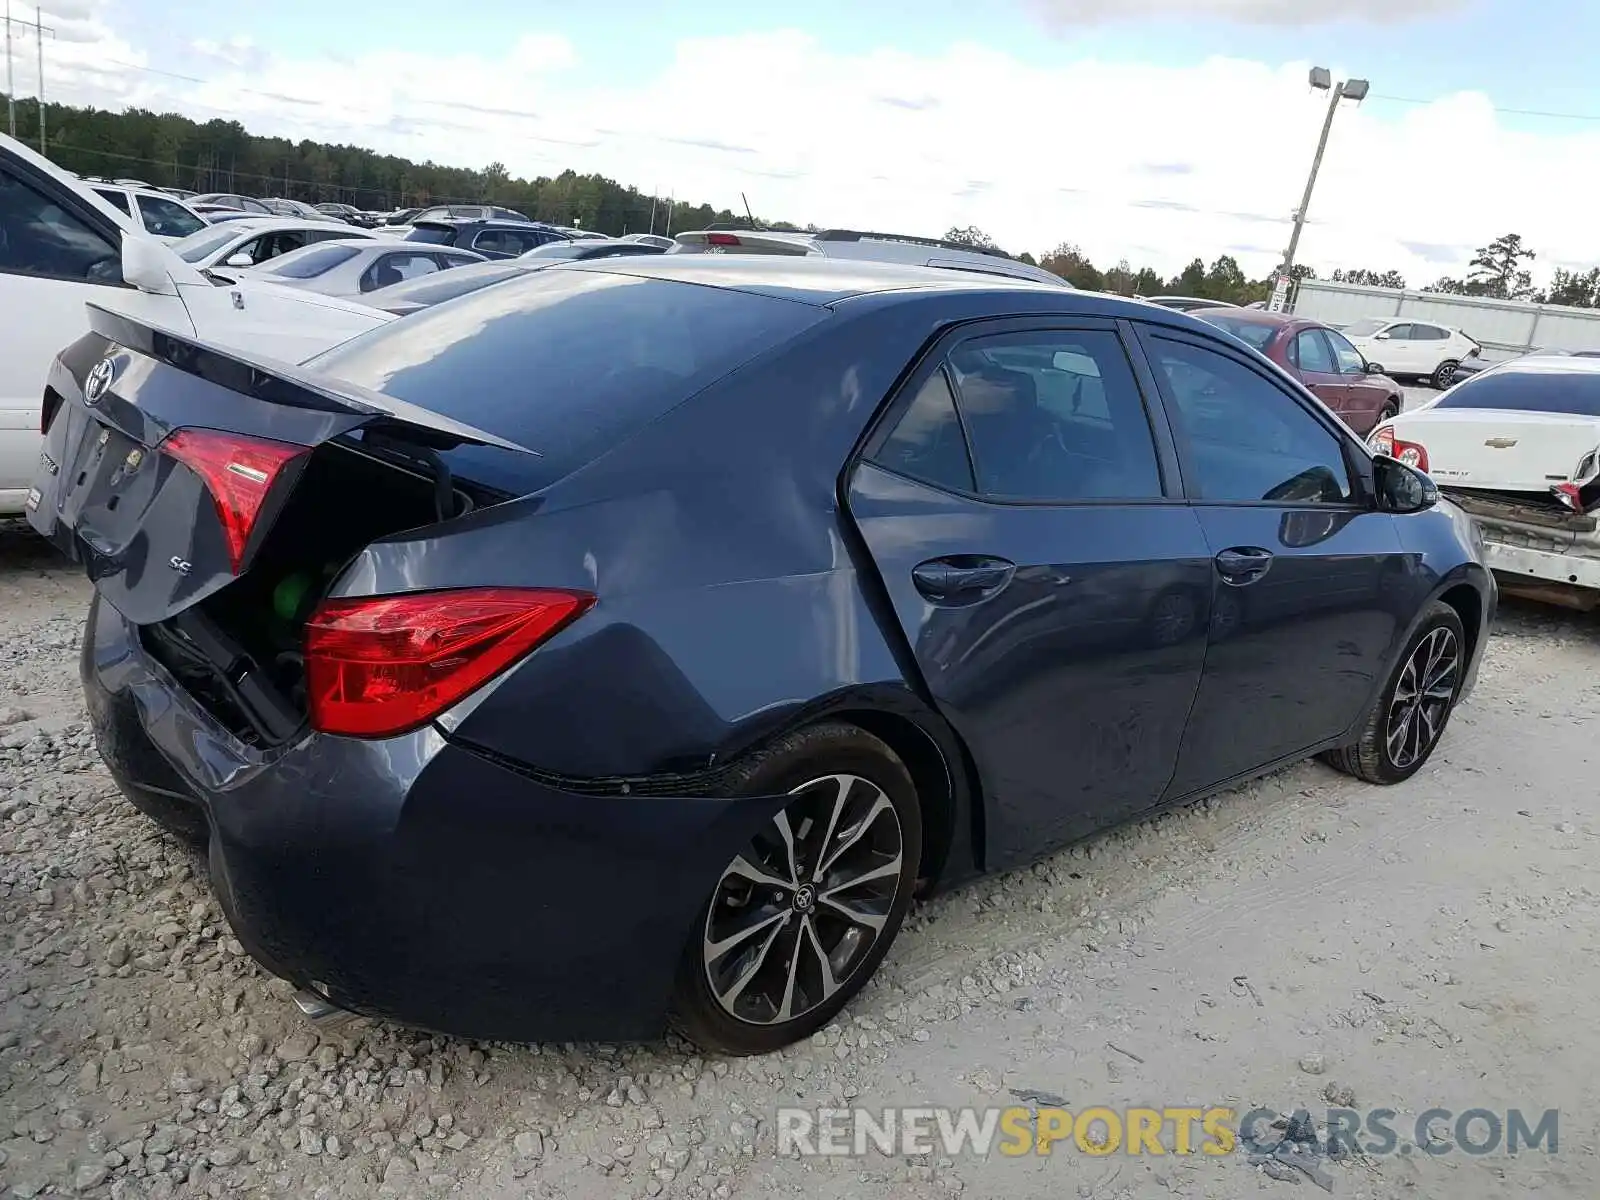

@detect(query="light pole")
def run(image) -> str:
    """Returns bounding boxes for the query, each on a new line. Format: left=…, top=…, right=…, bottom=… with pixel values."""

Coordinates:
left=1269, top=67, right=1368, bottom=311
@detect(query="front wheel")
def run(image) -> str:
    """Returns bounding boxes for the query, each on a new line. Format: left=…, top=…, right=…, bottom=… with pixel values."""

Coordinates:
left=1432, top=360, right=1459, bottom=389
left=670, top=723, right=922, bottom=1055
left=1320, top=600, right=1466, bottom=784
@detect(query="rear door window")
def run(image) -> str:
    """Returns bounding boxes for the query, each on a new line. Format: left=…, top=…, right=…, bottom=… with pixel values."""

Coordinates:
left=868, top=369, right=975, bottom=493
left=947, top=329, right=1164, bottom=501
left=308, top=269, right=825, bottom=493
left=1294, top=330, right=1337, bottom=373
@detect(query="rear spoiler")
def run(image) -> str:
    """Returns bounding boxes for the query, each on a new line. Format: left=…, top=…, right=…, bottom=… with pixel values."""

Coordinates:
left=85, top=304, right=538, bottom=456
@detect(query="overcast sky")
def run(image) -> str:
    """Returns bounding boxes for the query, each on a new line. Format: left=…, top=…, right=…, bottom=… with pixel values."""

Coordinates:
left=11, top=0, right=1600, bottom=283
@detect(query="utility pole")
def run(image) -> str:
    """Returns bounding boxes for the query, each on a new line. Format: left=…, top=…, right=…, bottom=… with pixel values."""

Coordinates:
left=34, top=5, right=44, bottom=155
left=6, top=0, right=15, bottom=139
left=1271, top=67, right=1368, bottom=312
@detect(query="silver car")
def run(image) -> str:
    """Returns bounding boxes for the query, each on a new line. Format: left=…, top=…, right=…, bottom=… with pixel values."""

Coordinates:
left=242, top=239, right=486, bottom=299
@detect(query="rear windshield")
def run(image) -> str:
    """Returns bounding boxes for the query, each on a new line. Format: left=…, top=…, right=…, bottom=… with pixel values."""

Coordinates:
left=308, top=267, right=824, bottom=493
left=262, top=243, right=362, bottom=278
left=368, top=262, right=528, bottom=307
left=1195, top=314, right=1276, bottom=351
left=1437, top=369, right=1600, bottom=417
left=175, top=224, right=246, bottom=262
left=1342, top=318, right=1387, bottom=337
left=406, top=224, right=457, bottom=244
left=405, top=225, right=458, bottom=246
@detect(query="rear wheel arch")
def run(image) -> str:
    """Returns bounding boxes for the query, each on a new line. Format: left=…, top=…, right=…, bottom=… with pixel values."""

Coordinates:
left=825, top=706, right=976, bottom=893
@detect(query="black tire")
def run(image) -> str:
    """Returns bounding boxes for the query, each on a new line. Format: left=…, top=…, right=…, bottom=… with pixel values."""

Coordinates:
left=1432, top=360, right=1459, bottom=389
left=670, top=722, right=922, bottom=1055
left=1376, top=400, right=1399, bottom=425
left=118, top=783, right=209, bottom=846
left=1320, top=600, right=1466, bottom=785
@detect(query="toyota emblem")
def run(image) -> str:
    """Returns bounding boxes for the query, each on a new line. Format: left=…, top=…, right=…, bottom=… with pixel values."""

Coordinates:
left=84, top=357, right=117, bottom=405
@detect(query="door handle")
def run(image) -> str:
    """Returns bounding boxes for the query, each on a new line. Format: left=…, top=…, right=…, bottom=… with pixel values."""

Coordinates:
left=912, top=556, right=1015, bottom=601
left=1214, top=547, right=1274, bottom=585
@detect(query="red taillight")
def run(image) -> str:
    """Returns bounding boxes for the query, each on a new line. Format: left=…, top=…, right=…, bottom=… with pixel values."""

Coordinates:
left=304, top=587, right=595, bottom=738
left=1394, top=439, right=1430, bottom=472
left=161, top=429, right=306, bottom=574
left=705, top=233, right=742, bottom=246
left=1368, top=425, right=1429, bottom=472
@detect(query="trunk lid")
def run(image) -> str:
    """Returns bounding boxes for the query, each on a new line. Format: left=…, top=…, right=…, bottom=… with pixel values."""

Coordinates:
left=1401, top=407, right=1600, bottom=492
left=28, top=303, right=534, bottom=628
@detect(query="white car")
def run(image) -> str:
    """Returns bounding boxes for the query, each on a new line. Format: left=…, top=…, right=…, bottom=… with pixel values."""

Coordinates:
left=80, top=182, right=208, bottom=244
left=170, top=217, right=380, bottom=272
left=1369, top=355, right=1600, bottom=606
left=240, top=239, right=484, bottom=299
left=0, top=133, right=395, bottom=516
left=672, top=227, right=1072, bottom=287
left=1341, top=318, right=1482, bottom=389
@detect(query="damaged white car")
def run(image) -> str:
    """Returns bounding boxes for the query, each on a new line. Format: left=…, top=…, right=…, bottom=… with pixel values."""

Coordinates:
left=1369, top=355, right=1600, bottom=609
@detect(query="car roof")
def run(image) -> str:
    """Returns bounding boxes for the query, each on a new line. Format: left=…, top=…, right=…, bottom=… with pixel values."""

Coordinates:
left=1484, top=353, right=1600, bottom=377
left=226, top=217, right=375, bottom=235
left=1191, top=307, right=1302, bottom=328
left=559, top=254, right=1114, bottom=307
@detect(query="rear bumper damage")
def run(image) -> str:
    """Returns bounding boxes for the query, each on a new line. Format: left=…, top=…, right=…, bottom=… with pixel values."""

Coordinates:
left=80, top=592, right=788, bottom=1043
left=1445, top=488, right=1600, bottom=609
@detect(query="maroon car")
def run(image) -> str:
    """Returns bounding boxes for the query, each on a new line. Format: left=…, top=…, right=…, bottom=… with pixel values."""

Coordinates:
left=1190, top=309, right=1403, bottom=435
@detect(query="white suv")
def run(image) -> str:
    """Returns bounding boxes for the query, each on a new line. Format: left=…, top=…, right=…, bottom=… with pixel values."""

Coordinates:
left=1341, top=318, right=1482, bottom=389
left=80, top=180, right=208, bottom=244
left=673, top=228, right=1071, bottom=288
left=0, top=134, right=396, bottom=516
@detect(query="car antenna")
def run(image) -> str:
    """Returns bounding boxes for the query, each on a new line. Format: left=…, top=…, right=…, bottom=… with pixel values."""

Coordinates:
left=741, top=192, right=762, bottom=231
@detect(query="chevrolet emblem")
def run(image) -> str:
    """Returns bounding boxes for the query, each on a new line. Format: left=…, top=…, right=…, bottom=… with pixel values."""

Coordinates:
left=1483, top=437, right=1518, bottom=448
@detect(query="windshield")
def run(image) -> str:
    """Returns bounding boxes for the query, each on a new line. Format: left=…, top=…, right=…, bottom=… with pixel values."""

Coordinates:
left=174, top=224, right=247, bottom=262
left=1195, top=314, right=1277, bottom=351
left=261, top=243, right=363, bottom=278
left=1342, top=319, right=1388, bottom=337
left=309, top=268, right=823, bottom=493
left=1437, top=369, right=1600, bottom=417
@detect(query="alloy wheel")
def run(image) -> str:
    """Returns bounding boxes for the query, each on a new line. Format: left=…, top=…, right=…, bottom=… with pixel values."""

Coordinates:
left=703, top=774, right=904, bottom=1026
left=1385, top=626, right=1459, bottom=770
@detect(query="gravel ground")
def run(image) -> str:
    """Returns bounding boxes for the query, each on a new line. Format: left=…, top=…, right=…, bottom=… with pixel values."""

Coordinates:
left=1, top=506, right=1597, bottom=1200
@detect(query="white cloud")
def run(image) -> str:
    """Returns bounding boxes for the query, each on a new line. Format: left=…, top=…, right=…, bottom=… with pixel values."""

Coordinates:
left=1027, top=0, right=1468, bottom=26
left=24, top=22, right=1600, bottom=286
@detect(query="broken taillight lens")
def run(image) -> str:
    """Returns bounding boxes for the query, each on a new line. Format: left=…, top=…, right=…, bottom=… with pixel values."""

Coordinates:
left=161, top=429, right=306, bottom=574
left=303, top=587, right=595, bottom=738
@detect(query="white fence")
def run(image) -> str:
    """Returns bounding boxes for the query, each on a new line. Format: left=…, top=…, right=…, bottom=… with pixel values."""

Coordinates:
left=1291, top=279, right=1600, bottom=361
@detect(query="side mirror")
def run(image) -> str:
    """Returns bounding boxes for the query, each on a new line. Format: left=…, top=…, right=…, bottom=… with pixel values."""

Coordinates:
left=225, top=252, right=254, bottom=268
left=1374, top=332, right=1391, bottom=341
left=1373, top=454, right=1438, bottom=514
left=122, top=234, right=177, bottom=294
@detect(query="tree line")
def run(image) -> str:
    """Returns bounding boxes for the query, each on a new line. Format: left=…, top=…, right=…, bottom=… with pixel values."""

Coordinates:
left=9, top=94, right=1597, bottom=308
left=1, top=93, right=753, bottom=235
